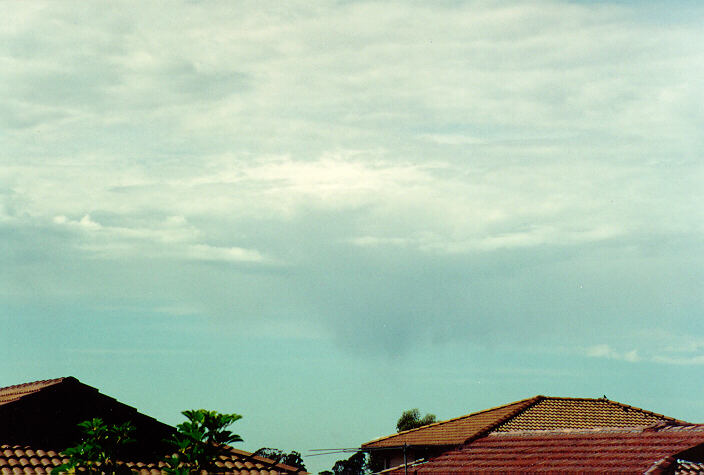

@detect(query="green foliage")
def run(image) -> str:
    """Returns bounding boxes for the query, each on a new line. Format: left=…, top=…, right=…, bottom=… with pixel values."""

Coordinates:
left=53, top=418, right=135, bottom=474
left=330, top=451, right=368, bottom=475
left=396, top=408, right=436, bottom=432
left=366, top=452, right=386, bottom=474
left=162, top=409, right=243, bottom=473
left=254, top=448, right=307, bottom=471
left=281, top=451, right=306, bottom=471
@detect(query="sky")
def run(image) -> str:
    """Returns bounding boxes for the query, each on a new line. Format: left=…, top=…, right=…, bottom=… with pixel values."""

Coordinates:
left=1, top=0, right=704, bottom=472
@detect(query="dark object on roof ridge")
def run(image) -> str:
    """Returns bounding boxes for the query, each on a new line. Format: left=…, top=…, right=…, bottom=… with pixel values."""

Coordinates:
left=363, top=395, right=690, bottom=449
left=537, top=395, right=687, bottom=425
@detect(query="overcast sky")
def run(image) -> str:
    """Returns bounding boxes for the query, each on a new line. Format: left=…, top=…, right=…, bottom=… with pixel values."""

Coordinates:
left=2, top=1, right=704, bottom=472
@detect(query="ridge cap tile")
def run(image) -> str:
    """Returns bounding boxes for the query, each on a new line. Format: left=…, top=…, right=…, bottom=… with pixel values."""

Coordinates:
left=0, top=378, right=68, bottom=393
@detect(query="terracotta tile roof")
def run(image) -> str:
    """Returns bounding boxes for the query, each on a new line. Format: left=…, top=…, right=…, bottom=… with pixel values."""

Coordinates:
left=122, top=445, right=307, bottom=474
left=384, top=425, right=704, bottom=474
left=363, top=398, right=536, bottom=448
left=495, top=396, right=685, bottom=432
left=363, top=396, right=686, bottom=449
left=0, top=379, right=67, bottom=406
left=0, top=378, right=307, bottom=474
left=675, top=460, right=704, bottom=474
left=0, top=377, right=174, bottom=459
left=0, top=445, right=307, bottom=474
left=0, top=445, right=67, bottom=474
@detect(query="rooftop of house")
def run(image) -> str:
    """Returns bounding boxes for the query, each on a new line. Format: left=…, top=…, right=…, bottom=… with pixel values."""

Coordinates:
left=363, top=395, right=687, bottom=448
left=0, top=377, right=68, bottom=406
left=0, top=444, right=306, bottom=475
left=0, top=378, right=308, bottom=474
left=382, top=424, right=704, bottom=474
left=0, top=376, right=174, bottom=458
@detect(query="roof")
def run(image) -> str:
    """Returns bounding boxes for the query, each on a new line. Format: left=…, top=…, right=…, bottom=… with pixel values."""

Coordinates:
left=0, top=378, right=67, bottom=406
left=0, top=377, right=174, bottom=458
left=363, top=398, right=535, bottom=448
left=0, top=444, right=307, bottom=474
left=363, top=396, right=686, bottom=449
left=0, top=378, right=308, bottom=473
left=384, top=425, right=704, bottom=474
left=677, top=460, right=704, bottom=474
left=495, top=397, right=685, bottom=432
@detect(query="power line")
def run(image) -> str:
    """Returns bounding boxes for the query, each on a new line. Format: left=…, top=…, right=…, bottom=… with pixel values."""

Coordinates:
left=307, top=448, right=361, bottom=457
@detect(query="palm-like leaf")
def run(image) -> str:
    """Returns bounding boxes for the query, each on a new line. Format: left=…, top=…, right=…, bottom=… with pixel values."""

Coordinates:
left=166, top=409, right=243, bottom=471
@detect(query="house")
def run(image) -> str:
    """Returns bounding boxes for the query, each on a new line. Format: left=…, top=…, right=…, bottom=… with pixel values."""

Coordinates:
left=0, top=377, right=307, bottom=474
left=362, top=395, right=688, bottom=470
left=0, top=377, right=173, bottom=460
left=382, top=425, right=704, bottom=474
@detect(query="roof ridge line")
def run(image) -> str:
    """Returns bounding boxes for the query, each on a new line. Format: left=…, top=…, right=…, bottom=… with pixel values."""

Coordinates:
left=600, top=399, right=687, bottom=425
left=0, top=377, right=174, bottom=433
left=0, top=377, right=70, bottom=393
left=225, top=446, right=307, bottom=473
left=362, top=396, right=542, bottom=446
left=542, top=397, right=605, bottom=404
left=461, top=396, right=544, bottom=445
left=488, top=424, right=696, bottom=436
left=538, top=395, right=687, bottom=423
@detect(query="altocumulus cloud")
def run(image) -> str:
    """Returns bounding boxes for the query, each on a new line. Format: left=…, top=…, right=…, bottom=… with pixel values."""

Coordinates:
left=1, top=0, right=704, bottom=360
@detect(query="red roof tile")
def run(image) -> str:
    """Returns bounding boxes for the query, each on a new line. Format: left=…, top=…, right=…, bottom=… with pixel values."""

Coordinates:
left=495, top=397, right=684, bottom=432
left=676, top=460, right=704, bottom=474
left=0, top=445, right=307, bottom=474
left=0, top=446, right=67, bottom=475
left=0, top=378, right=308, bottom=473
left=363, top=396, right=686, bottom=448
left=0, top=379, right=67, bottom=407
left=363, top=397, right=536, bottom=448
left=385, top=425, right=704, bottom=474
left=0, top=377, right=174, bottom=459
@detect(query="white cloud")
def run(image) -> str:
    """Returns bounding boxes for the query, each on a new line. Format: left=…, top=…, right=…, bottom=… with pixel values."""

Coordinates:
left=348, top=236, right=414, bottom=248
left=187, top=244, right=266, bottom=264
left=19, top=152, right=654, bottom=258
left=583, top=338, right=704, bottom=366
left=78, top=214, right=101, bottom=230
left=421, top=134, right=488, bottom=146
left=586, top=344, right=640, bottom=363
left=50, top=213, right=267, bottom=263
left=53, top=214, right=197, bottom=242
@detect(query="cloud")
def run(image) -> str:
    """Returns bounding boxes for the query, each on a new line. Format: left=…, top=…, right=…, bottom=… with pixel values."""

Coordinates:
left=586, top=344, right=640, bottom=363
left=49, top=213, right=268, bottom=264
left=3, top=0, right=704, bottom=157
left=187, top=244, right=266, bottom=264
left=653, top=355, right=704, bottom=366
left=581, top=329, right=704, bottom=366
left=1, top=0, right=704, bottom=357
